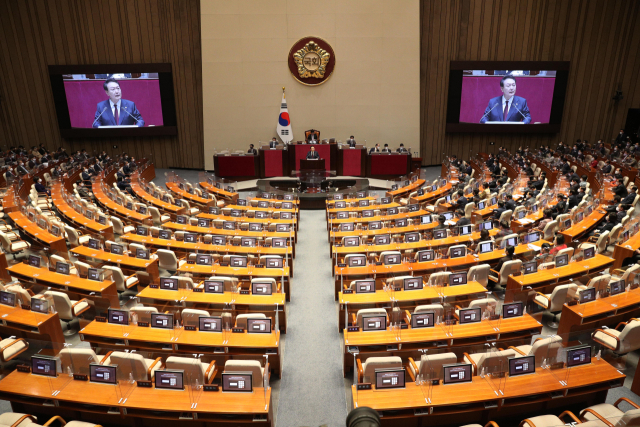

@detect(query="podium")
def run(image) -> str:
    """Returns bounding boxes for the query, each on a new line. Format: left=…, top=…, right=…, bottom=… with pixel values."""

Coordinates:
left=300, top=159, right=325, bottom=171
left=483, top=121, right=524, bottom=124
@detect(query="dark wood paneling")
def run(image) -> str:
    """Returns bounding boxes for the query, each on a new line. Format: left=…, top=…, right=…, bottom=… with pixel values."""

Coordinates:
left=420, top=0, right=640, bottom=166
left=0, top=0, right=203, bottom=169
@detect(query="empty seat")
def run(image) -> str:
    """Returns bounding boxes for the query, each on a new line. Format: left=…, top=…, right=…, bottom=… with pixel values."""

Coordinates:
left=148, top=207, right=171, bottom=225
left=235, top=313, right=267, bottom=329
left=463, top=349, right=517, bottom=375
left=110, top=216, right=135, bottom=235
left=580, top=399, right=640, bottom=427
left=59, top=347, right=110, bottom=376
left=358, top=356, right=402, bottom=383
left=593, top=319, right=640, bottom=354
left=355, top=308, right=387, bottom=328
left=129, top=305, right=158, bottom=323
left=467, top=264, right=490, bottom=287
left=108, top=351, right=163, bottom=381
left=510, top=335, right=563, bottom=366
left=224, top=360, right=265, bottom=388
left=103, top=266, right=139, bottom=292
left=533, top=283, right=578, bottom=328
left=166, top=356, right=217, bottom=385
left=0, top=337, right=28, bottom=363
left=408, top=352, right=456, bottom=381
left=156, top=249, right=187, bottom=272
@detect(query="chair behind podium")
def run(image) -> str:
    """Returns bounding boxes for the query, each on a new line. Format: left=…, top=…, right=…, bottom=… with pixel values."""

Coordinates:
left=305, top=129, right=320, bottom=142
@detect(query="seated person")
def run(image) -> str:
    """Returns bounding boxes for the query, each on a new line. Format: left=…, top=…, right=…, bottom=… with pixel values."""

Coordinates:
left=307, top=132, right=318, bottom=143
left=504, top=194, right=516, bottom=211
left=454, top=190, right=468, bottom=210
left=432, top=215, right=448, bottom=231
left=306, top=146, right=320, bottom=160
left=534, top=209, right=553, bottom=232
left=34, top=177, right=50, bottom=196
left=604, top=195, right=622, bottom=213
left=621, top=186, right=637, bottom=205
left=470, top=229, right=492, bottom=253
left=116, top=176, right=134, bottom=196
left=591, top=213, right=618, bottom=236
left=455, top=208, right=470, bottom=227
left=492, top=200, right=507, bottom=220
left=495, top=221, right=511, bottom=240
left=534, top=243, right=552, bottom=262
left=396, top=143, right=408, bottom=153
left=81, top=168, right=92, bottom=185
left=549, top=234, right=567, bottom=255
left=76, top=180, right=93, bottom=199
left=247, top=144, right=257, bottom=155
left=495, top=245, right=515, bottom=273
left=381, top=144, right=391, bottom=153
left=369, top=143, right=380, bottom=153
left=269, top=137, right=278, bottom=148
left=346, top=136, right=356, bottom=148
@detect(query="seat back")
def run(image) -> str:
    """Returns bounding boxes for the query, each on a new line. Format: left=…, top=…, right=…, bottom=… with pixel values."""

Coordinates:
left=548, top=284, right=578, bottom=312
left=418, top=352, right=457, bottom=379
left=618, top=319, right=640, bottom=354
left=609, top=224, right=623, bottom=244
left=236, top=313, right=267, bottom=329
left=467, top=264, right=490, bottom=287
left=585, top=274, right=611, bottom=292
left=362, top=356, right=402, bottom=383
left=498, top=260, right=522, bottom=286
left=385, top=275, right=414, bottom=287
left=428, top=271, right=451, bottom=286
left=468, top=298, right=497, bottom=316
left=542, top=220, right=558, bottom=240
left=615, top=408, right=640, bottom=427
left=414, top=304, right=443, bottom=319
left=595, top=232, right=610, bottom=253
left=356, top=308, right=387, bottom=328
left=44, top=291, right=74, bottom=320
left=156, top=249, right=178, bottom=270
left=528, top=335, right=563, bottom=365
left=109, top=352, right=151, bottom=381
left=59, top=348, right=100, bottom=376
left=103, top=266, right=126, bottom=291
left=224, top=360, right=264, bottom=387
left=555, top=247, right=574, bottom=260
left=498, top=209, right=513, bottom=224
left=130, top=306, right=158, bottom=323
left=464, top=202, right=475, bottom=218
left=6, top=285, right=32, bottom=305
left=447, top=244, right=466, bottom=256
left=63, top=226, right=81, bottom=247
left=620, top=264, right=640, bottom=283
left=207, top=276, right=239, bottom=292
left=476, top=349, right=517, bottom=374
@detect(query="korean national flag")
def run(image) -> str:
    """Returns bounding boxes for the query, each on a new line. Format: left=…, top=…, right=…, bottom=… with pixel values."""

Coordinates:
left=276, top=93, right=293, bottom=144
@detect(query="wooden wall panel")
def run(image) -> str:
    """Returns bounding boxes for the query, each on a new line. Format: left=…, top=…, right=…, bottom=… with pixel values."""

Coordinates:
left=0, top=0, right=203, bottom=170
left=420, top=0, right=640, bottom=166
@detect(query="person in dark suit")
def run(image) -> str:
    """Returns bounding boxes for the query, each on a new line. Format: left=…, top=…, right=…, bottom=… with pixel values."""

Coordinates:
left=16, top=162, right=29, bottom=176
left=432, top=215, right=448, bottom=231
left=622, top=187, right=637, bottom=205
left=269, top=138, right=278, bottom=148
left=346, top=136, right=356, bottom=148
left=247, top=144, right=257, bottom=155
left=492, top=200, right=507, bottom=220
left=494, top=245, right=515, bottom=273
left=81, top=168, right=92, bottom=185
left=614, top=181, right=628, bottom=198
left=306, top=146, right=320, bottom=159
left=479, top=75, right=532, bottom=124
left=455, top=209, right=470, bottom=227
left=504, top=194, right=516, bottom=211
left=593, top=213, right=618, bottom=235
left=92, top=78, right=144, bottom=127
left=455, top=190, right=468, bottom=210
left=396, top=144, right=408, bottom=153
left=602, top=160, right=613, bottom=174
left=5, top=167, right=15, bottom=181
left=369, top=144, right=380, bottom=154
left=116, top=177, right=134, bottom=196
left=567, top=189, right=582, bottom=210
left=381, top=144, right=391, bottom=153
left=553, top=194, right=568, bottom=217
left=615, top=129, right=627, bottom=146
left=34, top=178, right=50, bottom=196
left=76, top=180, right=93, bottom=198
left=307, top=131, right=318, bottom=143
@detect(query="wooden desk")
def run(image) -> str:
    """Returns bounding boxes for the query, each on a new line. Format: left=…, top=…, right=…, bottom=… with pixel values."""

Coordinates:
left=337, top=282, right=487, bottom=331
left=92, top=174, right=152, bottom=224
left=199, top=180, right=240, bottom=202
left=329, top=222, right=439, bottom=244
left=386, top=179, right=426, bottom=199
left=80, top=321, right=282, bottom=377
left=559, top=206, right=607, bottom=243
left=197, top=212, right=297, bottom=228
left=130, top=175, right=187, bottom=215
left=7, top=211, right=67, bottom=255
left=342, top=314, right=542, bottom=375
left=470, top=204, right=498, bottom=224
left=612, top=230, right=640, bottom=269
left=166, top=182, right=216, bottom=208
left=178, top=264, right=291, bottom=301
left=409, top=183, right=454, bottom=205
left=0, top=370, right=273, bottom=427
left=326, top=196, right=376, bottom=207
left=7, top=263, right=119, bottom=309
left=163, top=222, right=296, bottom=246
left=0, top=304, right=65, bottom=349
left=300, top=158, right=326, bottom=171
left=327, top=202, right=400, bottom=214
left=136, top=286, right=288, bottom=332
left=328, top=209, right=430, bottom=228
left=557, top=287, right=640, bottom=340
left=351, top=359, right=624, bottom=427
left=505, top=254, right=615, bottom=303
left=224, top=203, right=298, bottom=216
left=70, top=245, right=160, bottom=281
left=51, top=182, right=115, bottom=241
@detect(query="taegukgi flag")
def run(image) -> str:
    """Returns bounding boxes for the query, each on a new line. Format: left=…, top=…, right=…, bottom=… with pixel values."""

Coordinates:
left=276, top=89, right=293, bottom=144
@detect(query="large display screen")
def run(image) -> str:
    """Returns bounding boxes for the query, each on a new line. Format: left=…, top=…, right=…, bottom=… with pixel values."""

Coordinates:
left=49, top=64, right=177, bottom=137
left=446, top=61, right=570, bottom=133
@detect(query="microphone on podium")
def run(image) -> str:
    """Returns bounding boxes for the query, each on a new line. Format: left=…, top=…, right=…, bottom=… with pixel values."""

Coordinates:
left=92, top=107, right=108, bottom=127
left=479, top=102, right=500, bottom=122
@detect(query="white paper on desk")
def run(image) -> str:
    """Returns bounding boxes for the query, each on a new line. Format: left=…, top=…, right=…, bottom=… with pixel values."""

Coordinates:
left=519, top=219, right=534, bottom=224
left=445, top=220, right=456, bottom=226
left=527, top=244, right=540, bottom=251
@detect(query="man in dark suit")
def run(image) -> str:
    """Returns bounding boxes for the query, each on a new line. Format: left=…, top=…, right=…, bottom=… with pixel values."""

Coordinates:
left=494, top=245, right=515, bottom=274
left=492, top=200, right=507, bottom=220
left=505, top=194, right=516, bottom=211
left=622, top=187, right=638, bottom=205
left=346, top=136, right=356, bottom=148
left=602, top=160, right=613, bottom=174
left=307, top=131, right=318, bottom=143
left=567, top=189, right=582, bottom=210
left=369, top=144, right=380, bottom=154
left=454, top=190, right=468, bottom=211
left=34, top=178, right=50, bottom=196
left=16, top=162, right=29, bottom=176
left=247, top=144, right=257, bottom=155
left=269, top=138, right=278, bottom=148
left=396, top=144, right=408, bottom=153
left=615, top=129, right=627, bottom=146
left=479, top=75, right=532, bottom=124
left=614, top=181, right=629, bottom=198
left=455, top=209, right=471, bottom=227
left=306, top=146, right=319, bottom=159
left=92, top=78, right=144, bottom=128
left=381, top=144, right=391, bottom=153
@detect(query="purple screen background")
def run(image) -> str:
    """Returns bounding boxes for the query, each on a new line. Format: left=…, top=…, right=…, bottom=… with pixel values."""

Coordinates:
left=459, top=76, right=555, bottom=124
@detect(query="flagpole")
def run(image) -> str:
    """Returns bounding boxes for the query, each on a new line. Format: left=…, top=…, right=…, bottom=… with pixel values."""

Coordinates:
left=283, top=86, right=285, bottom=99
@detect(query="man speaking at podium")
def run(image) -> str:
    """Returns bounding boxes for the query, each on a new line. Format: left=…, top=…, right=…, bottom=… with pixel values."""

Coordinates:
left=479, top=75, right=531, bottom=124
left=306, top=146, right=320, bottom=159
left=92, top=78, right=145, bottom=128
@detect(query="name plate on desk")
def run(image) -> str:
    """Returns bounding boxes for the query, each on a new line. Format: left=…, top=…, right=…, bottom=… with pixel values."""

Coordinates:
left=239, top=290, right=250, bottom=295
left=343, top=289, right=353, bottom=294
left=220, top=262, right=230, bottom=267
left=338, top=263, right=347, bottom=268
left=357, top=383, right=372, bottom=390
left=21, top=304, right=31, bottom=311
left=17, top=365, right=30, bottom=373
left=347, top=326, right=360, bottom=332
left=376, top=262, right=383, bottom=266
left=400, top=323, right=408, bottom=329
left=137, top=321, right=149, bottom=327
left=204, top=384, right=219, bottom=392
left=489, top=314, right=500, bottom=321
left=255, top=264, right=265, bottom=268
left=73, top=374, right=88, bottom=381
left=137, top=380, right=152, bottom=388
left=149, top=284, right=159, bottom=289
left=232, top=327, right=245, bottom=333
left=567, top=300, right=578, bottom=306
left=95, top=316, right=107, bottom=323
left=193, top=288, right=203, bottom=293
left=408, top=259, right=417, bottom=263
left=184, top=326, right=196, bottom=331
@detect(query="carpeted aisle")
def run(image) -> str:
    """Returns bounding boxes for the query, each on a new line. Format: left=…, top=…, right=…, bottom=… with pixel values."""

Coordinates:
left=276, top=210, right=348, bottom=427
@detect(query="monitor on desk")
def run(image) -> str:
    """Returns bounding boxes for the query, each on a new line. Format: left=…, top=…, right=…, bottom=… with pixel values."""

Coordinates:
left=555, top=253, right=569, bottom=267
left=576, top=212, right=584, bottom=222
left=343, top=237, right=359, bottom=248
left=404, top=276, right=423, bottom=291
left=347, top=255, right=366, bottom=267
left=199, top=316, right=223, bottom=332
left=174, top=200, right=183, bottom=208
left=138, top=206, right=147, bottom=215
left=408, top=203, right=419, bottom=212
left=284, top=194, right=294, bottom=201
left=31, top=355, right=58, bottom=377
left=411, top=312, right=435, bottom=328
left=362, top=210, right=374, bottom=218
left=160, top=277, right=179, bottom=290
left=247, top=317, right=271, bottom=333
left=433, top=229, right=447, bottom=240
left=375, top=368, right=406, bottom=390
left=88, top=238, right=101, bottom=250
left=0, top=291, right=16, bottom=307
left=477, top=201, right=486, bottom=210
left=443, top=364, right=472, bottom=384
left=222, top=372, right=253, bottom=392
left=158, top=230, right=172, bottom=240
left=369, top=221, right=382, bottom=230
left=355, top=280, right=375, bottom=293
left=335, top=201, right=346, bottom=209
left=272, top=237, right=287, bottom=247
left=610, top=280, right=625, bottom=296
left=405, top=232, right=420, bottom=243
left=566, top=345, right=591, bottom=367
left=241, top=237, right=256, bottom=247
left=28, top=255, right=41, bottom=268
left=204, top=280, right=224, bottom=294
left=97, top=216, right=106, bottom=226
left=563, top=219, right=572, bottom=230
left=341, top=223, right=354, bottom=232
left=490, top=197, right=497, bottom=206
left=478, top=241, right=494, bottom=254
left=459, top=307, right=482, bottom=324
left=258, top=201, right=269, bottom=208
left=508, top=356, right=535, bottom=377
left=501, top=236, right=518, bottom=248
left=155, top=370, right=184, bottom=390
left=450, top=247, right=465, bottom=258
left=236, top=199, right=247, bottom=207
left=151, top=313, right=174, bottom=329
left=108, top=308, right=129, bottom=325
left=282, top=202, right=293, bottom=210
left=266, top=257, right=283, bottom=268
left=417, top=250, right=435, bottom=262
left=525, top=232, right=540, bottom=244
left=622, top=230, right=630, bottom=242
left=523, top=260, right=538, bottom=275
left=380, top=197, right=391, bottom=204
left=459, top=225, right=473, bottom=236
left=90, top=364, right=117, bottom=385
left=110, top=244, right=124, bottom=255
left=176, top=215, right=187, bottom=225
left=198, top=218, right=211, bottom=228
left=387, top=207, right=399, bottom=215
left=479, top=221, right=493, bottom=231
left=382, top=253, right=401, bottom=265
left=517, top=210, right=526, bottom=220
left=136, top=226, right=148, bottom=236
left=31, top=298, right=48, bottom=314
left=249, top=223, right=262, bottom=232
left=442, top=212, right=454, bottom=221
left=421, top=215, right=432, bottom=225
left=502, top=301, right=524, bottom=319
left=586, top=205, right=593, bottom=216
left=357, top=191, right=367, bottom=198
left=184, top=233, right=198, bottom=243
left=209, top=206, right=220, bottom=214
left=579, top=287, right=596, bottom=304
left=55, top=262, right=70, bottom=275
left=334, top=194, right=343, bottom=201
left=256, top=211, right=269, bottom=220
left=395, top=218, right=408, bottom=227
left=417, top=188, right=425, bottom=197
left=281, top=212, right=293, bottom=220
left=374, top=235, right=390, bottom=245
left=449, top=272, right=467, bottom=286
left=196, top=254, right=213, bottom=266
left=583, top=247, right=595, bottom=260
left=362, top=314, right=386, bottom=331
left=136, top=248, right=150, bottom=260
left=359, top=200, right=369, bottom=207
left=252, top=281, right=273, bottom=295
left=445, top=195, right=452, bottom=203
left=229, top=256, right=248, bottom=267
left=211, top=235, right=226, bottom=245
left=50, top=225, right=61, bottom=237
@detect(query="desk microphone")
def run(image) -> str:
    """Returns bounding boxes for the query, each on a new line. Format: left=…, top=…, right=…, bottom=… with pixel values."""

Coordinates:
left=479, top=102, right=500, bottom=122
left=511, top=102, right=527, bottom=121
left=123, top=106, right=140, bottom=124
left=92, top=107, right=107, bottom=127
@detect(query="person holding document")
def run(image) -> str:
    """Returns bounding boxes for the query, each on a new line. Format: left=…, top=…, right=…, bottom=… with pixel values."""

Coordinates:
left=479, top=75, right=531, bottom=124
left=93, top=78, right=145, bottom=128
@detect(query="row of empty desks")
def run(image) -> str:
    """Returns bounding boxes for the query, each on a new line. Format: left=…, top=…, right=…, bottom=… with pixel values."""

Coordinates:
left=327, top=209, right=431, bottom=228
left=199, top=180, right=239, bottom=202
left=409, top=183, right=455, bottom=205
left=0, top=304, right=65, bottom=348
left=386, top=179, right=426, bottom=199
left=92, top=176, right=152, bottom=224
left=0, top=370, right=273, bottom=427
left=130, top=175, right=187, bottom=215
left=70, top=245, right=160, bottom=281
left=166, top=182, right=215, bottom=207
left=7, top=210, right=67, bottom=254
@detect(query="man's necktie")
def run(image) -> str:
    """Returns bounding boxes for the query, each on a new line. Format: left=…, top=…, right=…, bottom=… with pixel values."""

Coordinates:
left=114, top=105, right=119, bottom=125
left=503, top=100, right=509, bottom=121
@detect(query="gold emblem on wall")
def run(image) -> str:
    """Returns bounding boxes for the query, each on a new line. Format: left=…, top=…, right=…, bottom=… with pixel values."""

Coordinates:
left=288, top=37, right=336, bottom=86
